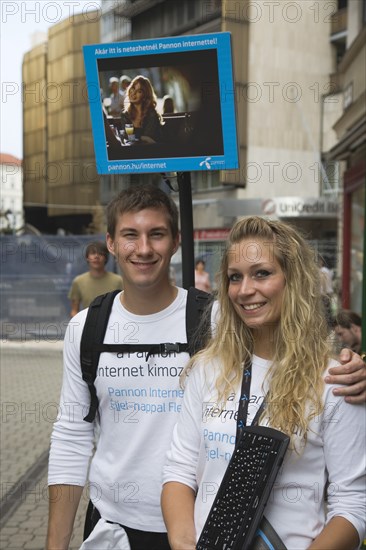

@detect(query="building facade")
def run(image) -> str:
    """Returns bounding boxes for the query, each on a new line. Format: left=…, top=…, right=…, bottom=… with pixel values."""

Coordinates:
left=325, top=0, right=365, bottom=314
left=21, top=1, right=363, bottom=311
left=22, top=41, right=48, bottom=227
left=99, top=0, right=350, bottom=290
left=0, top=154, right=24, bottom=233
left=22, top=11, right=100, bottom=233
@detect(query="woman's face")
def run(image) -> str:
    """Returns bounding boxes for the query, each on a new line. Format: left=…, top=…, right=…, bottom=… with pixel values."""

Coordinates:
left=129, top=82, right=144, bottom=105
left=227, top=238, right=286, bottom=331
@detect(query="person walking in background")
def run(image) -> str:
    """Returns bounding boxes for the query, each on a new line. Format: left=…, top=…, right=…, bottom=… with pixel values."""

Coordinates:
left=319, top=255, right=334, bottom=296
left=162, top=216, right=366, bottom=550
left=194, top=258, right=211, bottom=293
left=332, top=310, right=362, bottom=355
left=68, top=241, right=123, bottom=317
left=319, top=255, right=335, bottom=326
left=121, top=75, right=162, bottom=143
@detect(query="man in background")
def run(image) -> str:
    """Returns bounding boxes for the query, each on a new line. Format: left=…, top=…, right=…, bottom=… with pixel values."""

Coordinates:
left=120, top=74, right=131, bottom=103
left=108, top=76, right=124, bottom=117
left=333, top=310, right=362, bottom=354
left=68, top=241, right=123, bottom=317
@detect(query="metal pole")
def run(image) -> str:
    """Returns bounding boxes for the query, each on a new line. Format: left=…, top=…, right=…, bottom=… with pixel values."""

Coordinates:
left=361, top=186, right=366, bottom=356
left=177, top=172, right=195, bottom=289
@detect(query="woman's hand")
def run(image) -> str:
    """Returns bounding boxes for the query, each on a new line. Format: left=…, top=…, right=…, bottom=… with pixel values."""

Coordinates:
left=169, top=534, right=196, bottom=550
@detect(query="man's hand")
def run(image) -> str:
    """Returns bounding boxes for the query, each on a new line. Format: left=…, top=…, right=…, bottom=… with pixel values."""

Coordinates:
left=325, top=348, right=366, bottom=404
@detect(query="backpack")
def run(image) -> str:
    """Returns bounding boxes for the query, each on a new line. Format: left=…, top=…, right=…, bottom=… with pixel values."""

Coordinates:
left=80, top=287, right=212, bottom=422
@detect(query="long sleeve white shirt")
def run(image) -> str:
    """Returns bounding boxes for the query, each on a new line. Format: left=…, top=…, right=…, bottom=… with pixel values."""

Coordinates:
left=163, top=354, right=366, bottom=548
left=49, top=288, right=190, bottom=532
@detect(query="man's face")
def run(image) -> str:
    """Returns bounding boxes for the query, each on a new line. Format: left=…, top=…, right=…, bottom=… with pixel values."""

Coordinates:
left=106, top=207, right=179, bottom=292
left=334, top=324, right=359, bottom=348
left=87, top=251, right=106, bottom=270
left=110, top=82, right=118, bottom=94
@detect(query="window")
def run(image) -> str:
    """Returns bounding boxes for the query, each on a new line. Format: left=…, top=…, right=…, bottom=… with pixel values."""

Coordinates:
left=187, top=0, right=195, bottom=20
left=192, top=170, right=220, bottom=191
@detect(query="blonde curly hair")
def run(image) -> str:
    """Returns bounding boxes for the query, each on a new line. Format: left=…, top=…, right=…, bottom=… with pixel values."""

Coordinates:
left=186, top=216, right=330, bottom=442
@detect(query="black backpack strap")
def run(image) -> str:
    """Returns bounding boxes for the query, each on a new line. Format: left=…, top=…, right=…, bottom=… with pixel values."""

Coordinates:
left=80, top=287, right=213, bottom=423
left=80, top=290, right=120, bottom=422
left=186, top=287, right=213, bottom=356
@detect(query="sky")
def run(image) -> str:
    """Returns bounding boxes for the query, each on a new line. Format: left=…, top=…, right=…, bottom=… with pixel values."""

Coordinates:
left=0, top=0, right=101, bottom=160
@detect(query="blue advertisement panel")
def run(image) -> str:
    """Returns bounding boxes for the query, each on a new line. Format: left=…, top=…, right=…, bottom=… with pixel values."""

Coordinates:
left=83, top=32, right=238, bottom=174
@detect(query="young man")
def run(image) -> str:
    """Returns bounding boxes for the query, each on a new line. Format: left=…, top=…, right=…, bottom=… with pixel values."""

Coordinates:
left=68, top=241, right=123, bottom=317
left=333, top=310, right=362, bottom=355
left=47, top=184, right=366, bottom=550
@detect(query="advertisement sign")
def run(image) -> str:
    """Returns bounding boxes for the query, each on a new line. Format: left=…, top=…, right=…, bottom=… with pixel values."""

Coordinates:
left=218, top=198, right=339, bottom=219
left=83, top=32, right=238, bottom=174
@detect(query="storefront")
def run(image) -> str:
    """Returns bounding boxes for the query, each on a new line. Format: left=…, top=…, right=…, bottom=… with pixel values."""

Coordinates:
left=326, top=117, right=366, bottom=316
left=341, top=161, right=365, bottom=314
left=195, top=197, right=339, bottom=290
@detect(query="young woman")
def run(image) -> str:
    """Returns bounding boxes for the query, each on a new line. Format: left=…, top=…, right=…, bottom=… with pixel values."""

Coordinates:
left=162, top=216, right=366, bottom=550
left=121, top=75, right=162, bottom=143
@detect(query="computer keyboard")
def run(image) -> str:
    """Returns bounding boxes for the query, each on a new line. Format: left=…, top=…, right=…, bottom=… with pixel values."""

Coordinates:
left=196, top=425, right=290, bottom=550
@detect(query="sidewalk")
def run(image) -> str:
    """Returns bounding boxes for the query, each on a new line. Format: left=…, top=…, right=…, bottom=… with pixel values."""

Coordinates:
left=0, top=340, right=87, bottom=549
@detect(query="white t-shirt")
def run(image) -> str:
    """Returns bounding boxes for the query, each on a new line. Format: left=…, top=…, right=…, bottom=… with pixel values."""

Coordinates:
left=163, top=355, right=366, bottom=548
left=49, top=288, right=190, bottom=531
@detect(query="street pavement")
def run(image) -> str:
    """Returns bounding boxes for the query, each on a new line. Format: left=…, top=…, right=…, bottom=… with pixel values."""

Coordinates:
left=0, top=340, right=88, bottom=549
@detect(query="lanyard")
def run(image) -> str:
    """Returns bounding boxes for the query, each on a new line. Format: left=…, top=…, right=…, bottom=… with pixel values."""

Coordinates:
left=235, top=359, right=266, bottom=445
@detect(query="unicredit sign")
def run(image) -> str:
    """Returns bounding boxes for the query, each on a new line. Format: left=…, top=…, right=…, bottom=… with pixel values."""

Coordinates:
left=262, top=198, right=338, bottom=218
left=218, top=198, right=339, bottom=219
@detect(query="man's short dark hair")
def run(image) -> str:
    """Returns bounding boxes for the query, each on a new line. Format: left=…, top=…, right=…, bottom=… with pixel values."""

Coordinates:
left=106, top=184, right=179, bottom=239
left=85, top=241, right=109, bottom=264
left=332, top=310, right=362, bottom=329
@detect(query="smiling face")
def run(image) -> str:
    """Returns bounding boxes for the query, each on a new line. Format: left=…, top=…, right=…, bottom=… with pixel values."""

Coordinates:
left=128, top=81, right=144, bottom=105
left=227, top=238, right=286, bottom=334
left=106, top=207, right=179, bottom=295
